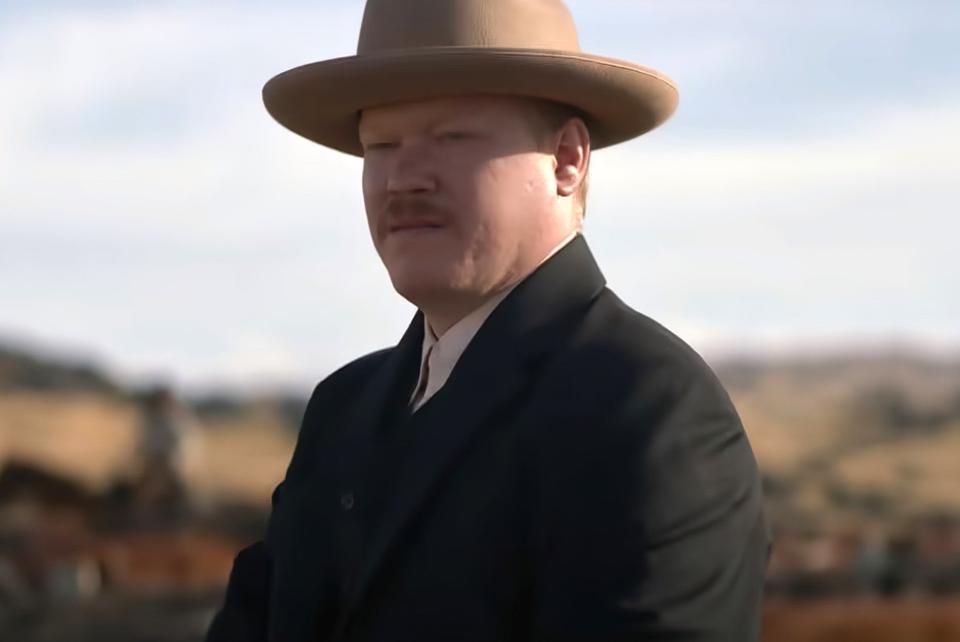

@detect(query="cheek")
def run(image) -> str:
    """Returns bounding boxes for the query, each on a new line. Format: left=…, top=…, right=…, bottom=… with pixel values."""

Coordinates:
left=476, top=157, right=546, bottom=220
left=361, top=163, right=384, bottom=226
left=361, top=162, right=378, bottom=202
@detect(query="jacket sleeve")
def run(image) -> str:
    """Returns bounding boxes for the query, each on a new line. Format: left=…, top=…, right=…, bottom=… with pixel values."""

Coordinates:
left=205, top=485, right=282, bottom=642
left=529, top=359, right=772, bottom=642
left=204, top=350, right=387, bottom=642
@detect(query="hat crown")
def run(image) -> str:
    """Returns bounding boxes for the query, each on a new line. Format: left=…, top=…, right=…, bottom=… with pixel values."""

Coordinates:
left=357, top=0, right=581, bottom=54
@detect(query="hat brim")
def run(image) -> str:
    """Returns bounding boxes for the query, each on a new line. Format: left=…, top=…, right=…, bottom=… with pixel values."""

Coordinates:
left=262, top=47, right=678, bottom=156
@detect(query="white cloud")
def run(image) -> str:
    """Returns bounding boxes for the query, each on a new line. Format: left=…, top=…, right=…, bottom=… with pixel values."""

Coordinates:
left=584, top=96, right=959, bottom=357
left=0, top=3, right=957, bottom=388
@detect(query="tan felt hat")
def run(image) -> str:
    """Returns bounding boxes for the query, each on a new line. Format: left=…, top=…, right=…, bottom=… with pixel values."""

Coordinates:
left=263, top=0, right=679, bottom=156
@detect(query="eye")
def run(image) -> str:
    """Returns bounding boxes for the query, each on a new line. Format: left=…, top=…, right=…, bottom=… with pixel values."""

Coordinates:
left=363, top=141, right=399, bottom=152
left=436, top=131, right=473, bottom=142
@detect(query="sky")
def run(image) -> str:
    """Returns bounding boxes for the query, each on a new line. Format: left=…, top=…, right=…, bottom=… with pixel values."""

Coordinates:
left=1, top=0, right=958, bottom=391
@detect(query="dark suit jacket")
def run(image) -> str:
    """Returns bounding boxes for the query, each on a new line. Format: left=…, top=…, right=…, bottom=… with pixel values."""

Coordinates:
left=207, top=234, right=771, bottom=642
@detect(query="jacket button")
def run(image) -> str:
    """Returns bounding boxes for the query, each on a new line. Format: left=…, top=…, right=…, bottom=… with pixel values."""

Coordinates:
left=340, top=491, right=355, bottom=511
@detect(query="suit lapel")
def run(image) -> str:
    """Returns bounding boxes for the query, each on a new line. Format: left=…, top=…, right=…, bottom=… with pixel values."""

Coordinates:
left=343, top=310, right=424, bottom=439
left=333, top=307, right=424, bottom=518
left=337, top=234, right=607, bottom=632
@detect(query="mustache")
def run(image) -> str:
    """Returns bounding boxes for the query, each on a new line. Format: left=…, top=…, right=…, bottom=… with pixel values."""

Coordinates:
left=381, top=197, right=450, bottom=231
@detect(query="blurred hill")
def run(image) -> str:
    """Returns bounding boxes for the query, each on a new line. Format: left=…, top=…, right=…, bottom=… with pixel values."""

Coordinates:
left=716, top=350, right=960, bottom=529
left=0, top=344, right=121, bottom=395
left=0, top=343, right=303, bottom=507
left=1, top=341, right=958, bottom=525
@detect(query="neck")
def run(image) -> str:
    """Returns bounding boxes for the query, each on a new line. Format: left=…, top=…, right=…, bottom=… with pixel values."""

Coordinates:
left=424, top=315, right=457, bottom=339
left=420, top=229, right=580, bottom=337
left=422, top=293, right=496, bottom=338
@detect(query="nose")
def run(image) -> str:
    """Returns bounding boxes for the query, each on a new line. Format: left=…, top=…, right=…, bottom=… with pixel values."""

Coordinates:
left=386, top=141, right=436, bottom=194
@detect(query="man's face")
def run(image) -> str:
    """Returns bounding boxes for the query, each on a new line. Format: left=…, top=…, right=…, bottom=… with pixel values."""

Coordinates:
left=359, top=95, right=564, bottom=313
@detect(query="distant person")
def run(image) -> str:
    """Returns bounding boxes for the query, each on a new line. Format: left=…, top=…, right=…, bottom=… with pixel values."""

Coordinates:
left=208, top=0, right=771, bottom=640
left=134, top=385, right=198, bottom=522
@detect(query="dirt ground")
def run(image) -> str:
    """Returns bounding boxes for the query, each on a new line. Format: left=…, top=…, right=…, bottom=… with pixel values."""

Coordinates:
left=4, top=594, right=960, bottom=642
left=763, top=597, right=960, bottom=642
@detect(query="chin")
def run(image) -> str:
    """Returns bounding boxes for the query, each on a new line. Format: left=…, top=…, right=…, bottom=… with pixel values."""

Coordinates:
left=389, top=266, right=455, bottom=303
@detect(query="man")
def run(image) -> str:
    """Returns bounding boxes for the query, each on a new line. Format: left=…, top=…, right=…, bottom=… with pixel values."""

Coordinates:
left=207, top=0, right=771, bottom=640
left=134, top=385, right=200, bottom=524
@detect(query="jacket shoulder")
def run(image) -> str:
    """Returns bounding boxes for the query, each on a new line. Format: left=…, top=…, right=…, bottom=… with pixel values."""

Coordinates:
left=282, top=348, right=393, bottom=480
left=567, top=288, right=733, bottom=410
left=528, top=288, right=769, bottom=641
left=310, top=347, right=392, bottom=402
left=296, top=348, right=393, bottom=437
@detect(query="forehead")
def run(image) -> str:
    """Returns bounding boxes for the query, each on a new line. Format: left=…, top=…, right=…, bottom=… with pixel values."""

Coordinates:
left=358, top=94, right=535, bottom=133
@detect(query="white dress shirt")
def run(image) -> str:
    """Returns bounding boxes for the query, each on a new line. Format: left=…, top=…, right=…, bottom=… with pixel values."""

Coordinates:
left=409, top=231, right=578, bottom=412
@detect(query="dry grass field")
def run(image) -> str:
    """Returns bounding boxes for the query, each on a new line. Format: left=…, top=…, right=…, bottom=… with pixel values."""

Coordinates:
left=0, top=392, right=140, bottom=491
left=2, top=350, right=959, bottom=520
left=720, top=352, right=960, bottom=523
left=190, top=407, right=295, bottom=505
left=0, top=391, right=295, bottom=507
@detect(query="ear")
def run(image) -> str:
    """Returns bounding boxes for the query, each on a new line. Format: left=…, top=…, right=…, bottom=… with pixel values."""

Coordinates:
left=553, top=117, right=590, bottom=198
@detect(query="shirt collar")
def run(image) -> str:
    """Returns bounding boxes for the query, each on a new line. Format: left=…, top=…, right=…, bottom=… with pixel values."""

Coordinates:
left=411, top=231, right=578, bottom=407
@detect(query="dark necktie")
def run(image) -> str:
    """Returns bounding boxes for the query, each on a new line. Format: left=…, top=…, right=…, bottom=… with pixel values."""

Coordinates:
left=408, top=345, right=433, bottom=413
